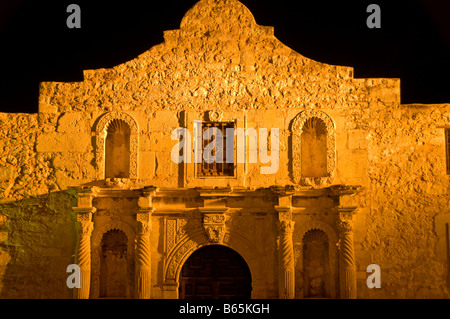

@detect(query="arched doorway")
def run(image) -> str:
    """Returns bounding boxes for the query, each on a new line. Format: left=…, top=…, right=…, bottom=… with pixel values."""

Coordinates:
left=179, top=245, right=252, bottom=299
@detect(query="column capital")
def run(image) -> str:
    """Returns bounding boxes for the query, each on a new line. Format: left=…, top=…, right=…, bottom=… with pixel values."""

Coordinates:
left=280, top=220, right=295, bottom=234
left=80, top=221, right=94, bottom=237
left=136, top=212, right=152, bottom=235
left=336, top=215, right=354, bottom=234
left=275, top=206, right=292, bottom=222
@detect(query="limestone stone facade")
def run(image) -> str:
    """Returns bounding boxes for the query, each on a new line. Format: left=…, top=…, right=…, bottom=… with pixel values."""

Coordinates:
left=0, top=0, right=449, bottom=298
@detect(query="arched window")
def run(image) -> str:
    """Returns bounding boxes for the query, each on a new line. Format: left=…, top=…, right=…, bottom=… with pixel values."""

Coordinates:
left=291, top=110, right=336, bottom=185
left=100, top=229, right=128, bottom=298
left=105, top=119, right=131, bottom=178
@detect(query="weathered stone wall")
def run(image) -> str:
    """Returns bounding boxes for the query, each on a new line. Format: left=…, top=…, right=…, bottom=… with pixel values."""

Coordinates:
left=0, top=0, right=448, bottom=298
left=359, top=103, right=450, bottom=298
left=0, top=192, right=77, bottom=298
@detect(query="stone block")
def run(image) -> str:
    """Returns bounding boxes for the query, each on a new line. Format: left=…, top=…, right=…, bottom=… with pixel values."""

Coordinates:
left=339, top=149, right=368, bottom=180
left=38, top=102, right=58, bottom=114
left=348, top=129, right=368, bottom=150
left=0, top=165, right=18, bottom=181
left=53, top=154, right=80, bottom=173
left=36, top=132, right=91, bottom=153
left=153, top=111, right=178, bottom=131
left=57, top=112, right=89, bottom=133
left=139, top=151, right=156, bottom=180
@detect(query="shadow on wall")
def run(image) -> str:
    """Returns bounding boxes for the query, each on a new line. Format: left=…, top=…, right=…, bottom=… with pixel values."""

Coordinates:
left=0, top=190, right=78, bottom=298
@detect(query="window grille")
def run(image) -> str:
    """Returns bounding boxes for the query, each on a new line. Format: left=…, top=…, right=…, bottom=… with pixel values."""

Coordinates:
left=197, top=122, right=235, bottom=177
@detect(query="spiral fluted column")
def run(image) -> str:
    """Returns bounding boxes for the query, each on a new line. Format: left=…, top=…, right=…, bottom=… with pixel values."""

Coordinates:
left=135, top=214, right=152, bottom=299
left=135, top=187, right=157, bottom=299
left=71, top=186, right=99, bottom=299
left=74, top=215, right=94, bottom=299
left=279, top=220, right=295, bottom=299
left=337, top=215, right=357, bottom=299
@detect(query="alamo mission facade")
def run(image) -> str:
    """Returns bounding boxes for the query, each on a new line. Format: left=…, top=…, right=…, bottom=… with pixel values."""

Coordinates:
left=0, top=0, right=449, bottom=299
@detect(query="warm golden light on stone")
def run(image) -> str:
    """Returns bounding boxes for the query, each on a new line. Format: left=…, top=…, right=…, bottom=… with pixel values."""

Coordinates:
left=0, top=0, right=449, bottom=299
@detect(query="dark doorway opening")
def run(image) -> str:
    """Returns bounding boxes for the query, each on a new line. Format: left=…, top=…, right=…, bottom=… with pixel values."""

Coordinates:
left=179, top=245, right=252, bottom=299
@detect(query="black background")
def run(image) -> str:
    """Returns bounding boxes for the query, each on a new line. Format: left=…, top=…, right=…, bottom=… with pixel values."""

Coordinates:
left=0, top=0, right=449, bottom=113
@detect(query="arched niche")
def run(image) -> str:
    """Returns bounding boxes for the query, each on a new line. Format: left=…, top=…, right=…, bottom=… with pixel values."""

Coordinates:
left=91, top=221, right=136, bottom=299
left=295, top=220, right=338, bottom=299
left=291, top=110, right=336, bottom=186
left=95, top=112, right=139, bottom=180
left=302, top=229, right=330, bottom=298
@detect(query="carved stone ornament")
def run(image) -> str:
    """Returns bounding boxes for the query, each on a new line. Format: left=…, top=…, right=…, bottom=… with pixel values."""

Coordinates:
left=80, top=221, right=94, bottom=236
left=95, top=112, right=139, bottom=180
left=203, top=213, right=226, bottom=243
left=207, top=110, right=223, bottom=122
left=203, top=214, right=226, bottom=224
left=280, top=220, right=295, bottom=234
left=105, top=177, right=131, bottom=188
left=204, top=224, right=226, bottom=243
left=136, top=213, right=151, bottom=235
left=277, top=208, right=292, bottom=222
left=137, top=221, right=150, bottom=235
left=337, top=216, right=354, bottom=233
left=291, top=110, right=336, bottom=185
left=76, top=212, right=92, bottom=223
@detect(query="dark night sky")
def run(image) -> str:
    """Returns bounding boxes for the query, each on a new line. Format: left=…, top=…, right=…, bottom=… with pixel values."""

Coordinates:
left=0, top=0, right=449, bottom=114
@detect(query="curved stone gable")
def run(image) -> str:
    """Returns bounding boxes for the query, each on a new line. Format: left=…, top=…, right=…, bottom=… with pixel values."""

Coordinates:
left=40, top=0, right=358, bottom=115
left=180, top=0, right=258, bottom=35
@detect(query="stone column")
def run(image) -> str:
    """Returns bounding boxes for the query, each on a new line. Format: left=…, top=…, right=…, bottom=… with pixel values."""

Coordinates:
left=74, top=212, right=94, bottom=299
left=272, top=185, right=296, bottom=299
left=278, top=219, right=295, bottom=299
left=135, top=186, right=157, bottom=299
left=71, top=186, right=98, bottom=299
left=135, top=212, right=152, bottom=299
left=337, top=212, right=357, bottom=299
